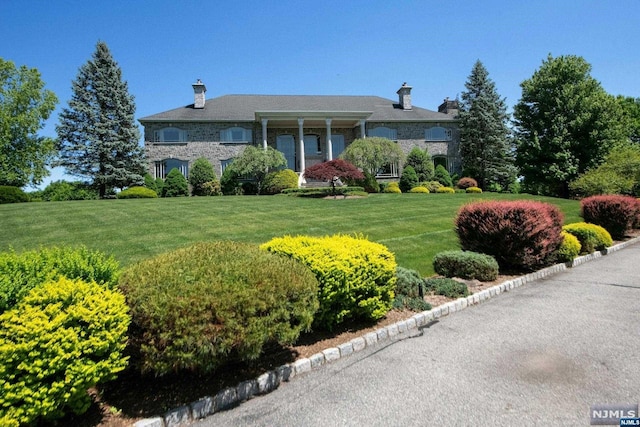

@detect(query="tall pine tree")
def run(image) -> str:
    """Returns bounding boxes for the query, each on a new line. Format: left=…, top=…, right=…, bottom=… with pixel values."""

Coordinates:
left=459, top=60, right=516, bottom=190
left=56, top=41, right=145, bottom=197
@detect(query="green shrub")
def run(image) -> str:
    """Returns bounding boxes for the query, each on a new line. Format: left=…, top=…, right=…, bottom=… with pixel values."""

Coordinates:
left=0, top=186, right=29, bottom=204
left=423, top=181, right=443, bottom=192
left=220, top=166, right=243, bottom=195
left=189, top=157, right=217, bottom=196
left=261, top=234, right=396, bottom=330
left=424, top=278, right=469, bottom=298
left=383, top=181, right=401, bottom=193
left=408, top=186, right=430, bottom=193
left=162, top=168, right=189, bottom=197
left=263, top=169, right=299, bottom=194
left=143, top=173, right=157, bottom=192
left=393, top=267, right=431, bottom=311
left=199, top=180, right=222, bottom=196
left=456, top=177, right=478, bottom=189
left=39, top=180, right=98, bottom=201
left=399, top=165, right=419, bottom=193
left=119, top=241, right=318, bottom=375
left=358, top=170, right=381, bottom=193
left=580, top=194, right=638, bottom=239
left=555, top=231, right=581, bottom=263
left=434, top=165, right=453, bottom=187
left=0, top=278, right=129, bottom=425
left=432, top=250, right=499, bottom=281
left=466, top=186, right=482, bottom=193
left=405, top=147, right=434, bottom=182
left=436, top=186, right=455, bottom=193
left=117, top=186, right=158, bottom=199
left=282, top=186, right=364, bottom=197
left=0, top=246, right=120, bottom=313
left=562, top=222, right=613, bottom=253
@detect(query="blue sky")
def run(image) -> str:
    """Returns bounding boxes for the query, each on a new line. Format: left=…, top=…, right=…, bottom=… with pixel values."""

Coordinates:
left=2, top=0, right=639, bottom=188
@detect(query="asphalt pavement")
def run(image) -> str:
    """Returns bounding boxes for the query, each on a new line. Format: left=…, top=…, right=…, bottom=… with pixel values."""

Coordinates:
left=194, top=243, right=640, bottom=427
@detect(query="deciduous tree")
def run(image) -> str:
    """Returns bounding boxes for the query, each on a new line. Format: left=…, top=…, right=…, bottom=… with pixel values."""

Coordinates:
left=304, top=159, right=364, bottom=196
left=225, top=146, right=286, bottom=195
left=340, top=137, right=405, bottom=176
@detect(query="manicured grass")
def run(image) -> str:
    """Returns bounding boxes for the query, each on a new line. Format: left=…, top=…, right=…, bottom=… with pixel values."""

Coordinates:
left=0, top=193, right=581, bottom=276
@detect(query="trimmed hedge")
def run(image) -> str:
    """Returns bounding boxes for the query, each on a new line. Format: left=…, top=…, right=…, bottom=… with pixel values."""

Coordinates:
left=408, top=186, right=430, bottom=193
left=556, top=231, right=581, bottom=263
left=0, top=186, right=29, bottom=204
left=117, top=186, right=158, bottom=199
left=383, top=182, right=402, bottom=193
left=455, top=200, right=564, bottom=271
left=432, top=250, right=499, bottom=281
left=436, top=186, right=455, bottom=193
left=562, top=222, right=613, bottom=254
left=0, top=278, right=130, bottom=426
left=119, top=241, right=318, bottom=375
left=424, top=278, right=469, bottom=298
left=0, top=246, right=120, bottom=313
left=466, top=186, right=482, bottom=193
left=261, top=234, right=396, bottom=330
left=580, top=195, right=638, bottom=239
left=282, top=186, right=364, bottom=197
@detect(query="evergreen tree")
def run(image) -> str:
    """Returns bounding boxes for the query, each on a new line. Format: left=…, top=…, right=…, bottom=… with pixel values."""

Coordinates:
left=56, top=41, right=145, bottom=198
left=189, top=157, right=216, bottom=196
left=434, top=164, right=453, bottom=187
left=405, top=147, right=434, bottom=182
left=399, top=165, right=419, bottom=193
left=162, top=168, right=189, bottom=197
left=459, top=60, right=516, bottom=190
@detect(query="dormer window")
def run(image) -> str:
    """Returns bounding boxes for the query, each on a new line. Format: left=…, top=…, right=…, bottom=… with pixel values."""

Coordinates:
left=368, top=126, right=397, bottom=141
left=221, top=127, right=252, bottom=143
left=425, top=126, right=452, bottom=141
left=154, top=127, right=186, bottom=143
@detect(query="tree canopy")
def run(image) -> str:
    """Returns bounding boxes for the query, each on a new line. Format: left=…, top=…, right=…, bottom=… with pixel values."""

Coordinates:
left=225, top=146, right=286, bottom=195
left=339, top=137, right=405, bottom=176
left=304, top=159, right=364, bottom=196
left=459, top=60, right=516, bottom=190
left=513, top=54, right=625, bottom=197
left=56, top=41, right=145, bottom=198
left=0, top=58, right=57, bottom=187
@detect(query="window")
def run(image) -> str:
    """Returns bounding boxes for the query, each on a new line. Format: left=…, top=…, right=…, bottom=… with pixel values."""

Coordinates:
left=154, top=127, right=186, bottom=143
left=369, top=126, right=397, bottom=141
left=425, top=126, right=452, bottom=141
left=376, top=162, right=399, bottom=178
left=331, top=134, right=345, bottom=158
left=220, top=158, right=234, bottom=174
left=433, top=156, right=448, bottom=171
left=221, top=127, right=252, bottom=143
left=304, top=134, right=321, bottom=154
left=154, top=159, right=188, bottom=179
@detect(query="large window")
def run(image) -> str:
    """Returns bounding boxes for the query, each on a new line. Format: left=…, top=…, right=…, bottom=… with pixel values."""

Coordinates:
left=154, top=127, right=187, bottom=143
left=304, top=134, right=321, bottom=154
left=220, top=127, right=252, bottom=143
left=154, top=158, right=188, bottom=179
left=369, top=126, right=397, bottom=141
left=433, top=156, right=448, bottom=171
left=425, top=126, right=452, bottom=141
left=331, top=134, right=345, bottom=158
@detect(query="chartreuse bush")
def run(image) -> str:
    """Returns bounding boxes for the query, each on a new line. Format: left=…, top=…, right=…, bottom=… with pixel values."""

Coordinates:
left=383, top=182, right=401, bottom=193
left=562, top=222, right=613, bottom=254
left=393, top=267, right=431, bottom=311
left=0, top=246, right=120, bottom=313
left=455, top=200, right=564, bottom=271
left=0, top=278, right=130, bottom=426
left=436, top=186, right=455, bottom=194
left=263, top=169, right=299, bottom=194
left=119, top=241, right=318, bottom=375
left=555, top=231, right=581, bottom=263
left=117, top=186, right=158, bottom=199
left=466, top=186, right=482, bottom=193
left=408, top=186, right=429, bottom=194
left=433, top=250, right=499, bottom=281
left=580, top=195, right=638, bottom=239
left=261, top=234, right=396, bottom=330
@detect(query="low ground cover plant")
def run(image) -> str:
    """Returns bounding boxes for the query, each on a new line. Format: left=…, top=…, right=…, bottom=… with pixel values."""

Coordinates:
left=432, top=250, right=499, bottom=281
left=0, top=246, right=120, bottom=313
left=119, top=241, right=318, bottom=375
left=0, top=277, right=130, bottom=426
left=393, top=267, right=431, bottom=311
left=562, top=222, right=613, bottom=253
left=555, top=231, right=581, bottom=263
left=455, top=200, right=564, bottom=271
left=580, top=194, right=638, bottom=239
left=424, top=277, right=469, bottom=298
left=261, top=234, right=396, bottom=330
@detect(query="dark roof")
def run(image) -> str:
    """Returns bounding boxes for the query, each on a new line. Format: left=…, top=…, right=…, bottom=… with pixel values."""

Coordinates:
left=139, top=94, right=455, bottom=123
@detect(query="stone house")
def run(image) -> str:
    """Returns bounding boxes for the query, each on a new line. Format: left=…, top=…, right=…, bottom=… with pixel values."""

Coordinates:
left=139, top=81, right=461, bottom=182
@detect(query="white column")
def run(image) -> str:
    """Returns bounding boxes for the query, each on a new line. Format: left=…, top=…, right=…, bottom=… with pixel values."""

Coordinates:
left=298, top=117, right=305, bottom=173
left=360, top=119, right=366, bottom=138
left=326, top=118, right=333, bottom=161
left=261, top=119, right=268, bottom=149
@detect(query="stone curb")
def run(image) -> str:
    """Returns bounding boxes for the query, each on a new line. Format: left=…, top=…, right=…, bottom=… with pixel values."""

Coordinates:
left=133, top=235, right=640, bottom=427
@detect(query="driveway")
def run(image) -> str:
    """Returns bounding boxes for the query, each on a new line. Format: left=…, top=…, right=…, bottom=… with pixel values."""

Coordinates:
left=194, top=243, right=640, bottom=426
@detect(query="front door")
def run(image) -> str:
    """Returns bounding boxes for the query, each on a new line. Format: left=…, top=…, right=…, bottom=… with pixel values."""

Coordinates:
left=277, top=135, right=296, bottom=170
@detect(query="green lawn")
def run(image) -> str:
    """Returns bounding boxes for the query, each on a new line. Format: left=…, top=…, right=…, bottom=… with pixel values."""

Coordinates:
left=0, top=193, right=581, bottom=276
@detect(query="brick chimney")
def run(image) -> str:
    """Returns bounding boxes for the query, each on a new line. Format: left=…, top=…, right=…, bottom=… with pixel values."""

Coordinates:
left=397, top=82, right=412, bottom=110
left=438, top=97, right=459, bottom=116
left=192, top=79, right=206, bottom=109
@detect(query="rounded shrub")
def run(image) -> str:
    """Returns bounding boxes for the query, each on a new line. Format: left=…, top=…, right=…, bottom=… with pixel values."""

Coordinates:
left=262, top=169, right=299, bottom=194
left=117, top=186, right=158, bottom=199
left=580, top=195, right=638, bottom=239
left=0, top=186, right=29, bottom=204
left=189, top=157, right=217, bottom=196
left=408, top=186, right=430, bottom=194
left=562, top=222, right=613, bottom=253
left=0, top=278, right=130, bottom=425
left=456, top=177, right=478, bottom=190
left=261, top=234, right=396, bottom=330
left=162, top=168, right=189, bottom=197
left=455, top=200, right=564, bottom=271
left=432, top=250, right=499, bottom=281
left=424, top=278, right=469, bottom=298
left=434, top=164, right=453, bottom=187
left=0, top=246, right=120, bottom=313
left=199, top=180, right=222, bottom=196
left=399, top=165, right=419, bottom=193
left=423, top=181, right=443, bottom=192
left=119, top=241, right=318, bottom=375
left=555, top=231, right=581, bottom=263
left=393, top=267, right=431, bottom=312
left=436, top=186, right=455, bottom=193
left=466, top=186, right=482, bottom=193
left=383, top=181, right=402, bottom=193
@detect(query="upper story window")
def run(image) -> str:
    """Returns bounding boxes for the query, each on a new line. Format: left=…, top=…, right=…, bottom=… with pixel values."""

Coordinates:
left=425, top=126, right=452, bottom=141
left=368, top=126, right=397, bottom=141
left=154, top=127, right=187, bottom=143
left=221, top=127, right=252, bottom=143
